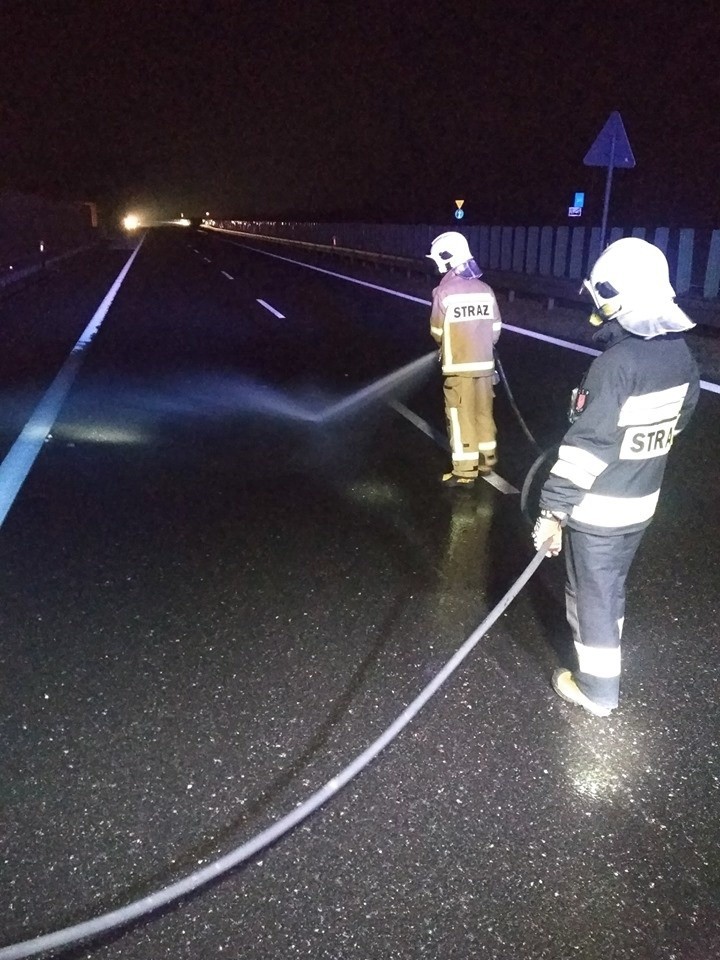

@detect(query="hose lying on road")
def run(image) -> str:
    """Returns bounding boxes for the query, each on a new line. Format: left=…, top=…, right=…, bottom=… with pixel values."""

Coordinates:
left=493, top=347, right=559, bottom=525
left=494, top=350, right=543, bottom=455
left=0, top=543, right=551, bottom=960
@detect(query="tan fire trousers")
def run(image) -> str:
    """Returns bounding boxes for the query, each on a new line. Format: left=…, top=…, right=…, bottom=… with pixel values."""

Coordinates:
left=443, top=375, right=497, bottom=477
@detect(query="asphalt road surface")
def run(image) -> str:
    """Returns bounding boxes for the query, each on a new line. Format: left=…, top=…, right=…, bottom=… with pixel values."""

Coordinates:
left=2, top=227, right=719, bottom=960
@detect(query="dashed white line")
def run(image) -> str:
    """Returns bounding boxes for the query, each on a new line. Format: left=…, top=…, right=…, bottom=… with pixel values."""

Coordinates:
left=221, top=271, right=234, bottom=280
left=202, top=257, right=211, bottom=263
left=257, top=299, right=285, bottom=319
left=213, top=233, right=720, bottom=395
left=220, top=237, right=429, bottom=305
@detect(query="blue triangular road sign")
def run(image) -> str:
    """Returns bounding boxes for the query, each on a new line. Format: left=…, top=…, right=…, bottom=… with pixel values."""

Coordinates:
left=584, top=111, right=636, bottom=168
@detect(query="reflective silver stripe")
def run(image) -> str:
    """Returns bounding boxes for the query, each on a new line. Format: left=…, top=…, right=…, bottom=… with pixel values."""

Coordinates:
left=492, top=321, right=502, bottom=331
left=550, top=444, right=608, bottom=490
left=571, top=490, right=660, bottom=527
left=443, top=360, right=495, bottom=373
left=478, top=441, right=496, bottom=451
left=449, top=408, right=479, bottom=463
left=447, top=315, right=491, bottom=324
left=618, top=384, right=688, bottom=427
left=575, top=641, right=621, bottom=678
left=449, top=407, right=463, bottom=458
left=551, top=460, right=596, bottom=490
left=442, top=323, right=453, bottom=368
left=558, top=444, right=607, bottom=475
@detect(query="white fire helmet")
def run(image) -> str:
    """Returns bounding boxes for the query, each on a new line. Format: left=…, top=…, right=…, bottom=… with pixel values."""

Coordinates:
left=583, top=237, right=695, bottom=339
left=427, top=232, right=473, bottom=273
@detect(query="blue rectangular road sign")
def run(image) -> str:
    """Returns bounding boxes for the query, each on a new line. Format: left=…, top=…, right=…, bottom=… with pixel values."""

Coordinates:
left=574, top=192, right=585, bottom=208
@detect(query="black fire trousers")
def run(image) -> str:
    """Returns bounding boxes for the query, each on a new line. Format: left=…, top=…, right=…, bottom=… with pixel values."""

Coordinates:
left=564, top=526, right=646, bottom=709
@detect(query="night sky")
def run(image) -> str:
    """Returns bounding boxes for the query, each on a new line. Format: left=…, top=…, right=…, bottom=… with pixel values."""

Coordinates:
left=1, top=0, right=718, bottom=227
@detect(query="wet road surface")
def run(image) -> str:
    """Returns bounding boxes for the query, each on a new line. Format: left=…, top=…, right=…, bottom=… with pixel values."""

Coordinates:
left=1, top=228, right=719, bottom=959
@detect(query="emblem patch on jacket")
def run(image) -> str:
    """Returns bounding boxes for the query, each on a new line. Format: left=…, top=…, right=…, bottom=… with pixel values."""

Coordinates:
left=568, top=387, right=588, bottom=423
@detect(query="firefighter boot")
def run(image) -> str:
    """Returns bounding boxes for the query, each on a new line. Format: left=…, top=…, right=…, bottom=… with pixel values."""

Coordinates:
left=551, top=668, right=613, bottom=717
left=441, top=473, right=476, bottom=488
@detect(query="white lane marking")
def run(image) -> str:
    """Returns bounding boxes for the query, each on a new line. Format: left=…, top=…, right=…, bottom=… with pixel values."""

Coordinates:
left=482, top=471, right=520, bottom=495
left=502, top=325, right=720, bottom=394
left=388, top=400, right=518, bottom=495
left=502, top=323, right=601, bottom=358
left=257, top=298, right=285, bottom=319
left=215, top=235, right=720, bottom=395
left=221, top=270, right=234, bottom=280
left=389, top=400, right=448, bottom=449
left=0, top=238, right=145, bottom=529
left=203, top=257, right=211, bottom=263
left=220, top=238, right=430, bottom=305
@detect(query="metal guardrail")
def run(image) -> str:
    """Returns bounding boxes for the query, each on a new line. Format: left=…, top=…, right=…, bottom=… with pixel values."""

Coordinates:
left=0, top=252, right=44, bottom=286
left=205, top=223, right=574, bottom=306
left=206, top=219, right=720, bottom=301
left=203, top=224, right=432, bottom=277
left=0, top=190, right=98, bottom=290
left=204, top=224, right=720, bottom=331
left=0, top=245, right=96, bottom=292
left=202, top=224, right=603, bottom=308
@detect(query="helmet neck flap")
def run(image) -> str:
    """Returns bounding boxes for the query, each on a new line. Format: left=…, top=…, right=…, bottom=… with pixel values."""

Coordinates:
left=583, top=238, right=695, bottom=339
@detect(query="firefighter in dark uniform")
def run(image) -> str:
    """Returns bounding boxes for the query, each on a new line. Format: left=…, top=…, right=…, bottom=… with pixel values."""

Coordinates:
left=428, top=232, right=502, bottom=487
left=533, top=238, right=700, bottom=716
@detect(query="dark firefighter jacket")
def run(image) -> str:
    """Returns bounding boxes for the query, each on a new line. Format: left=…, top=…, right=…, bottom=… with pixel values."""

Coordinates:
left=540, top=321, right=700, bottom=535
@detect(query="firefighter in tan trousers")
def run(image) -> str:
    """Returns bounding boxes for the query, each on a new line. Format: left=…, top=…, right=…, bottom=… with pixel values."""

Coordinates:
left=428, top=232, right=502, bottom=487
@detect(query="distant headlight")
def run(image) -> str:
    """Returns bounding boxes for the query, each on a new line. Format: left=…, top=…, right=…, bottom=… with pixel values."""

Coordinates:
left=123, top=214, right=140, bottom=231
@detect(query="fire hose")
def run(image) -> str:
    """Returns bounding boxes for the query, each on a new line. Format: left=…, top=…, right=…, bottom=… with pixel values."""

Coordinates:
left=0, top=541, right=551, bottom=959
left=2, top=349, right=558, bottom=959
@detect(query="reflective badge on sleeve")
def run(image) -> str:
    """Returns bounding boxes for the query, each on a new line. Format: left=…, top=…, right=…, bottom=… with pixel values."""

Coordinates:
left=568, top=388, right=589, bottom=424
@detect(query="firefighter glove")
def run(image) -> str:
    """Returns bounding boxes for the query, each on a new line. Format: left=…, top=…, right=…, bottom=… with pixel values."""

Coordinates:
left=533, top=512, right=563, bottom=557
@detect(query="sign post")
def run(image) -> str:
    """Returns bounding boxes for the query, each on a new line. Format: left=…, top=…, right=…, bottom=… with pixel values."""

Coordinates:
left=583, top=112, right=635, bottom=250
